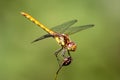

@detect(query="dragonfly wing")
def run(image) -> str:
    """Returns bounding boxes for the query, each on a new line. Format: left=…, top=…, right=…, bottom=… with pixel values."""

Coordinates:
left=51, top=19, right=77, bottom=33
left=64, top=24, right=94, bottom=35
left=32, top=34, right=53, bottom=43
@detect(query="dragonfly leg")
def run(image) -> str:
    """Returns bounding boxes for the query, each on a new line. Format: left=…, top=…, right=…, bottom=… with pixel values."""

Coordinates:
left=54, top=47, right=63, bottom=66
left=67, top=50, right=71, bottom=57
left=61, top=48, right=67, bottom=58
left=64, top=50, right=72, bottom=66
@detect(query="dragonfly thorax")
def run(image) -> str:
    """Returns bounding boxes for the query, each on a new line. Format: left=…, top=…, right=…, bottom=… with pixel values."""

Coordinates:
left=55, top=33, right=76, bottom=51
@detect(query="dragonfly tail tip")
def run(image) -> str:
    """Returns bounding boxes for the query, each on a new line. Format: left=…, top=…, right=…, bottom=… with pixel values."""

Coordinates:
left=20, top=11, right=26, bottom=16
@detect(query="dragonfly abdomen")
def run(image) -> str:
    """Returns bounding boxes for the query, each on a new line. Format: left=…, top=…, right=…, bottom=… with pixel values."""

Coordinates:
left=21, top=12, right=55, bottom=35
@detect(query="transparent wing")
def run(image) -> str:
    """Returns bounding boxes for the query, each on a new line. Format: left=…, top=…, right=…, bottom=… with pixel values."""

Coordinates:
left=32, top=34, right=53, bottom=43
left=32, top=20, right=77, bottom=43
left=64, top=24, right=94, bottom=35
left=51, top=19, right=77, bottom=33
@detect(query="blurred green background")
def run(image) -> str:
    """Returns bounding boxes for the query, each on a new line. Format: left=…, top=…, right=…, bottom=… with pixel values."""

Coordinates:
left=0, top=0, right=120, bottom=80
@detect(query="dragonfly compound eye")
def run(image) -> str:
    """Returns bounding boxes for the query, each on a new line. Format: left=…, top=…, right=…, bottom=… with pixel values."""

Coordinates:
left=67, top=42, right=77, bottom=51
left=62, top=57, right=72, bottom=66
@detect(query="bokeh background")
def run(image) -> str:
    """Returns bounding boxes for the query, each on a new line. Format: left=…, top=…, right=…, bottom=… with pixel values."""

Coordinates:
left=0, top=0, right=120, bottom=80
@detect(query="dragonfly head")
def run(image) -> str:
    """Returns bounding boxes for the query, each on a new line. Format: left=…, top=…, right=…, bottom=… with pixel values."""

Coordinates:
left=67, top=42, right=76, bottom=51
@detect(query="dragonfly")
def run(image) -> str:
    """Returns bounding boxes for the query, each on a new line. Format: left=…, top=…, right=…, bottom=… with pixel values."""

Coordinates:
left=21, top=12, right=94, bottom=64
left=21, top=12, right=94, bottom=80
